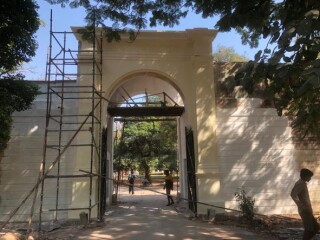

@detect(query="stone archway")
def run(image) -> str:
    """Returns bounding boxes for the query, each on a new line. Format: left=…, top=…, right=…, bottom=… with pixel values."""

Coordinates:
left=104, top=71, right=189, bottom=206
left=75, top=28, right=223, bottom=215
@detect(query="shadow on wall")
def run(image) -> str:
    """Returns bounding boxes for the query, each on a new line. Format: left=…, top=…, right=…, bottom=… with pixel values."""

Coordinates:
left=211, top=62, right=312, bottom=215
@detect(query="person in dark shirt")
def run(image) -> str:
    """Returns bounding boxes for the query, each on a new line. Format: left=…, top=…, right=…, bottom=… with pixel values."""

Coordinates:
left=163, top=170, right=174, bottom=206
left=128, top=170, right=135, bottom=194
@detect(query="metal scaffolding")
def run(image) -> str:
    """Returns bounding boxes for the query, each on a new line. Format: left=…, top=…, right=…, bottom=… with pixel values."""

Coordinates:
left=0, top=13, right=190, bottom=228
left=39, top=10, right=103, bottom=223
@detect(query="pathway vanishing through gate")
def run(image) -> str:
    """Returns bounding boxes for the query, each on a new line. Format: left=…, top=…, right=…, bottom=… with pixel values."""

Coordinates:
left=43, top=184, right=270, bottom=240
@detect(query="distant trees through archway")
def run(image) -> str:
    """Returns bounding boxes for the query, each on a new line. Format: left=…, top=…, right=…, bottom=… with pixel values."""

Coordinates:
left=113, top=93, right=178, bottom=184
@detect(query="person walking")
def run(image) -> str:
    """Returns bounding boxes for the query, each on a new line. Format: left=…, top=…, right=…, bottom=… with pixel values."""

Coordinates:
left=163, top=170, right=174, bottom=206
left=291, top=168, right=319, bottom=240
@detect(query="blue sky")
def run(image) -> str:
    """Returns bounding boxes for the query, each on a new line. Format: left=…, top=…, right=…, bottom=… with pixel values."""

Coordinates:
left=24, top=1, right=265, bottom=80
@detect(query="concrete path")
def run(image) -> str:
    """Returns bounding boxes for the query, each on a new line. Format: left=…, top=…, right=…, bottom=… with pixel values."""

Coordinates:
left=75, top=185, right=271, bottom=240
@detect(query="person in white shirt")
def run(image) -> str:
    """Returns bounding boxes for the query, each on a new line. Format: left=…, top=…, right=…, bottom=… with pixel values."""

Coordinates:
left=291, top=168, right=319, bottom=240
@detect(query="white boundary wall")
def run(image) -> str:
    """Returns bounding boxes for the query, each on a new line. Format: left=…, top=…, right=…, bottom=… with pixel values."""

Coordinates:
left=216, top=98, right=320, bottom=214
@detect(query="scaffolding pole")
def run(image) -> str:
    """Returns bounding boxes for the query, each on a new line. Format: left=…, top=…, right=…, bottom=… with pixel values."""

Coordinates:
left=34, top=10, right=104, bottom=227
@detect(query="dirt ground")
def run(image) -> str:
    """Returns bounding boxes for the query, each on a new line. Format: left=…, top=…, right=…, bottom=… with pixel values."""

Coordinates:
left=0, top=213, right=306, bottom=240
left=0, top=211, right=308, bottom=240
left=0, top=183, right=319, bottom=240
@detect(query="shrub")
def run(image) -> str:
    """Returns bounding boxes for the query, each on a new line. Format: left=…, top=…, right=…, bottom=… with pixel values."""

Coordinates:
left=234, top=188, right=255, bottom=221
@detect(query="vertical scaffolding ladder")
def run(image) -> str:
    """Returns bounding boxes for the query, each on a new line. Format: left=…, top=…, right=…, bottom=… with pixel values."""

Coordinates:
left=39, top=11, right=103, bottom=224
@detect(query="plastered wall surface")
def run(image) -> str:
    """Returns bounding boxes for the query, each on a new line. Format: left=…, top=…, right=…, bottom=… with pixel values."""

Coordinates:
left=0, top=82, right=87, bottom=222
left=214, top=63, right=320, bottom=215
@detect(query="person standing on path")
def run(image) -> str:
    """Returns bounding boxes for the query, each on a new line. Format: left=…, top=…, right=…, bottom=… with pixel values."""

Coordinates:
left=163, top=169, right=174, bottom=206
left=128, top=170, right=135, bottom=195
left=291, top=168, right=319, bottom=240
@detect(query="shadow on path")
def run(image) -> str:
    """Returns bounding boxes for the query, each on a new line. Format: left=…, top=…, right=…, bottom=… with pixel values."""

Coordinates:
left=74, top=185, right=270, bottom=240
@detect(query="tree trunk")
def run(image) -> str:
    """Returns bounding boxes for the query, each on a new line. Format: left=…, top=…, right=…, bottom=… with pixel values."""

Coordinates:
left=141, top=159, right=151, bottom=184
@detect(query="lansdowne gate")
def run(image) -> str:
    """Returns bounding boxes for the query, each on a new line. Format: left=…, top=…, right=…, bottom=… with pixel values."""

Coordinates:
left=2, top=22, right=316, bottom=224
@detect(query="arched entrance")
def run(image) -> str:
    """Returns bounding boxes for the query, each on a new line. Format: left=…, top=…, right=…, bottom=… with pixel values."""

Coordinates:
left=104, top=72, right=190, bottom=209
left=75, top=28, right=221, bottom=217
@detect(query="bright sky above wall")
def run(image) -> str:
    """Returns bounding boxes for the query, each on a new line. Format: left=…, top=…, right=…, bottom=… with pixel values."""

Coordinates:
left=24, top=1, right=267, bottom=80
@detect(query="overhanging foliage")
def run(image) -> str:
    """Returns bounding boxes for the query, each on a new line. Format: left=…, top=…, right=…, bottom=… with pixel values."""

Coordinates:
left=49, top=0, right=320, bottom=141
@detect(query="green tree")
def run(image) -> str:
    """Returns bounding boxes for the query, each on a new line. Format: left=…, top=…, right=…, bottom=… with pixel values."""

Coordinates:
left=0, top=0, right=40, bottom=152
left=0, top=0, right=39, bottom=72
left=213, top=46, right=248, bottom=62
left=114, top=119, right=177, bottom=183
left=50, top=0, right=320, bottom=141
left=156, top=120, right=178, bottom=173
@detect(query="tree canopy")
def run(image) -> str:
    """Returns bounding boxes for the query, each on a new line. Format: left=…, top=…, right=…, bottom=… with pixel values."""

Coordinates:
left=0, top=0, right=40, bottom=151
left=114, top=118, right=177, bottom=182
left=48, top=0, right=320, bottom=141
left=0, top=0, right=39, bottom=73
left=213, top=46, right=248, bottom=62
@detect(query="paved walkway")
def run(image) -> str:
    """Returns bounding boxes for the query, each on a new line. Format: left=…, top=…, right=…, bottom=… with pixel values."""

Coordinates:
left=74, top=184, right=270, bottom=240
